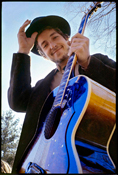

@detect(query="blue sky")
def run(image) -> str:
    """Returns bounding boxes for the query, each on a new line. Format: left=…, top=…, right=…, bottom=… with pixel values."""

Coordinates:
left=2, top=2, right=116, bottom=125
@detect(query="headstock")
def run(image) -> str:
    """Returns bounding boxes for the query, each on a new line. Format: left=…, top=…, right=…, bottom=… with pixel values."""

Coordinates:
left=88, top=2, right=102, bottom=18
left=78, top=2, right=103, bottom=34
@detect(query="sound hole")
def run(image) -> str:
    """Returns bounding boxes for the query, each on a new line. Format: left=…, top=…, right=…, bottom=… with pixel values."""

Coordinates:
left=44, top=106, right=61, bottom=139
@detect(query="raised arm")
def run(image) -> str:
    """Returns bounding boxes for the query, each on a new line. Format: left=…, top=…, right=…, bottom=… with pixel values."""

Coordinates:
left=17, top=19, right=38, bottom=55
left=8, top=20, right=38, bottom=112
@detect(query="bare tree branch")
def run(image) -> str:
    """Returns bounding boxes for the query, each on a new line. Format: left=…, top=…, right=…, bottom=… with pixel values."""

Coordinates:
left=64, top=2, right=116, bottom=58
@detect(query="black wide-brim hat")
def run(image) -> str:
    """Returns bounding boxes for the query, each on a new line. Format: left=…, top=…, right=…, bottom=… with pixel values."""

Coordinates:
left=25, top=15, right=71, bottom=56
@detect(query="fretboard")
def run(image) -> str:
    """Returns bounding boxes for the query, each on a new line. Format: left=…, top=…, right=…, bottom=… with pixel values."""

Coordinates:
left=53, top=54, right=77, bottom=107
left=53, top=13, right=88, bottom=107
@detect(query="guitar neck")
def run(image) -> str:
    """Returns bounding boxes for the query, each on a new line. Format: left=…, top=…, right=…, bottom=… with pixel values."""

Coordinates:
left=53, top=7, right=89, bottom=107
left=52, top=2, right=102, bottom=108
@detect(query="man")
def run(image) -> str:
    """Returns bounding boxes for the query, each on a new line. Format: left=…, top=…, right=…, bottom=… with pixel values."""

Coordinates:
left=8, top=15, right=116, bottom=173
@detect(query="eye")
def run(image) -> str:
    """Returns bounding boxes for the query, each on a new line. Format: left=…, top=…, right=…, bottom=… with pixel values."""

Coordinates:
left=43, top=43, right=48, bottom=49
left=53, top=36, right=58, bottom=40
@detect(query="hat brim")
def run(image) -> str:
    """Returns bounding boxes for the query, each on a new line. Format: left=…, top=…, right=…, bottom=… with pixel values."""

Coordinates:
left=25, top=15, right=71, bottom=56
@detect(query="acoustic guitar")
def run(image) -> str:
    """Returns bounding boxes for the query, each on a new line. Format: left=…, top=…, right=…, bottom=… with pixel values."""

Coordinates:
left=19, top=2, right=116, bottom=173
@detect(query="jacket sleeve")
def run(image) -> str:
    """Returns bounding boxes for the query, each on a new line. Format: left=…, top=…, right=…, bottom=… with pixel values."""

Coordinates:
left=79, top=53, right=116, bottom=92
left=8, top=53, right=35, bottom=112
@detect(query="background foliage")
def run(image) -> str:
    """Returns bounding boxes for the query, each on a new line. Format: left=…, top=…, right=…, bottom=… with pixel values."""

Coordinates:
left=1, top=110, right=22, bottom=167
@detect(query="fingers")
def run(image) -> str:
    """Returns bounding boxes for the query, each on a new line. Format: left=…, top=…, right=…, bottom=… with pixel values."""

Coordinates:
left=17, top=19, right=35, bottom=54
left=71, top=33, right=89, bottom=46
left=68, top=33, right=90, bottom=67
left=68, top=33, right=89, bottom=56
left=71, top=33, right=86, bottom=41
left=18, top=19, right=31, bottom=33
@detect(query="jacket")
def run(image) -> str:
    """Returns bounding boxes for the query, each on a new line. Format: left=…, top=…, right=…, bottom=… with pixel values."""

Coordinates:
left=8, top=53, right=116, bottom=173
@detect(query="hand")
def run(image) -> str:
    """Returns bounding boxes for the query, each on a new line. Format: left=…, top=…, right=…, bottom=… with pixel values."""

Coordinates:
left=17, top=19, right=38, bottom=55
left=68, top=33, right=90, bottom=68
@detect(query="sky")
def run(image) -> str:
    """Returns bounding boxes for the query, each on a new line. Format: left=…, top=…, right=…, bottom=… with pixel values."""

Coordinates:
left=2, top=2, right=116, bottom=126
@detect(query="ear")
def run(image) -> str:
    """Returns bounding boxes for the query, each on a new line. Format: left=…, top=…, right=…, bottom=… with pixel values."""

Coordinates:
left=31, top=32, right=38, bottom=41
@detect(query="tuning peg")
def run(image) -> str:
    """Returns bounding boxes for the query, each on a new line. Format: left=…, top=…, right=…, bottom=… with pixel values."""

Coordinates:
left=97, top=3, right=102, bottom=8
left=94, top=8, right=98, bottom=12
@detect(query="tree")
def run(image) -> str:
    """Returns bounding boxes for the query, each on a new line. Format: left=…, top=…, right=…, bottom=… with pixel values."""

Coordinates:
left=64, top=2, right=116, bottom=57
left=1, top=110, right=22, bottom=167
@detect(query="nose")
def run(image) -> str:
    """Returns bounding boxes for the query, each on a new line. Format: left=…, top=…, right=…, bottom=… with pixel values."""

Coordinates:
left=49, top=41, right=56, bottom=49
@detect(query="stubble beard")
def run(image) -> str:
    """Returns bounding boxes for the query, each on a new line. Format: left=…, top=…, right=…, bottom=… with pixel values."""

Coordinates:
left=55, top=47, right=70, bottom=65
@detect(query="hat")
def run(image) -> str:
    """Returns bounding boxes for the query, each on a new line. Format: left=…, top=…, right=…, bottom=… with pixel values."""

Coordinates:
left=25, top=15, right=71, bottom=56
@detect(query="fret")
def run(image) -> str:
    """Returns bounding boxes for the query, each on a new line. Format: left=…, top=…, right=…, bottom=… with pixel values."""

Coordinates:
left=62, top=75, right=69, bottom=81
left=62, top=69, right=72, bottom=81
left=56, top=92, right=64, bottom=99
left=78, top=16, right=86, bottom=34
left=63, top=73, right=69, bottom=79
left=55, top=96, right=62, bottom=102
left=58, top=87, right=65, bottom=93
left=63, top=68, right=70, bottom=75
left=60, top=78, right=68, bottom=86
left=66, top=59, right=73, bottom=68
left=65, top=57, right=73, bottom=66
left=59, top=81, right=68, bottom=92
left=58, top=88, right=65, bottom=95
left=55, top=92, right=63, bottom=99
left=56, top=94, right=63, bottom=101
left=62, top=68, right=71, bottom=78
left=60, top=81, right=66, bottom=87
left=78, top=15, right=89, bottom=34
left=65, top=65, right=71, bottom=70
left=59, top=84, right=66, bottom=91
left=67, top=58, right=73, bottom=65
left=54, top=87, right=65, bottom=106
left=64, top=55, right=74, bottom=69
left=54, top=100, right=62, bottom=105
left=53, top=97, right=60, bottom=104
left=61, top=76, right=69, bottom=82
left=64, top=69, right=70, bottom=74
left=68, top=54, right=74, bottom=62
left=58, top=89, right=64, bottom=94
left=53, top=99, right=62, bottom=106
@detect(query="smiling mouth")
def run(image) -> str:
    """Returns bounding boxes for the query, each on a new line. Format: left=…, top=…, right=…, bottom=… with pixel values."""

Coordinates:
left=51, top=46, right=63, bottom=55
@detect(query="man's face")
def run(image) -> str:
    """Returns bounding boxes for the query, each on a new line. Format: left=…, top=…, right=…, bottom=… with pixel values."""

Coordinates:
left=37, top=29, right=70, bottom=65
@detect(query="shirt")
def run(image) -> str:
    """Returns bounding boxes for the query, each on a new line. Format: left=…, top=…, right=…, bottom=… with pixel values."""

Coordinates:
left=50, top=62, right=80, bottom=91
